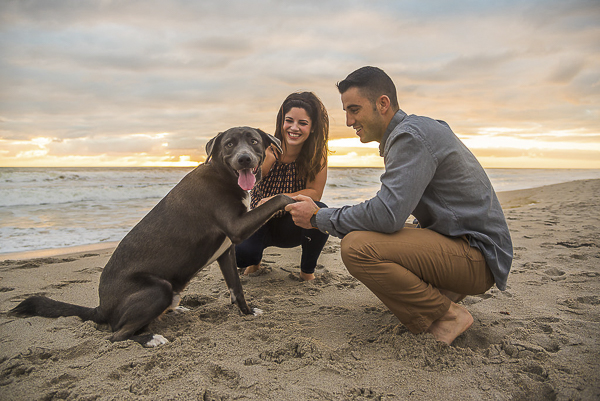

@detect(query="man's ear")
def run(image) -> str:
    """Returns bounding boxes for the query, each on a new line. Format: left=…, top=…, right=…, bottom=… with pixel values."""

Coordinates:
left=205, top=131, right=224, bottom=162
left=377, top=95, right=391, bottom=115
left=257, top=128, right=283, bottom=154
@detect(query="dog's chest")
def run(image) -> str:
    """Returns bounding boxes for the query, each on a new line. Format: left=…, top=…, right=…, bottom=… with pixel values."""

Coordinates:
left=243, top=192, right=250, bottom=211
left=204, top=237, right=233, bottom=268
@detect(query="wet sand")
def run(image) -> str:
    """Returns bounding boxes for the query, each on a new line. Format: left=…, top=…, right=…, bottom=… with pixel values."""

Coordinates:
left=1, top=179, right=599, bottom=400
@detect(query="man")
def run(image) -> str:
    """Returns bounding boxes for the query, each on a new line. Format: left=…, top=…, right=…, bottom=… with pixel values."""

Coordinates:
left=286, top=66, right=512, bottom=345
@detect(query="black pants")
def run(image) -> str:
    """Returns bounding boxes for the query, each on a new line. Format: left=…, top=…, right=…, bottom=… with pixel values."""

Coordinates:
left=235, top=201, right=329, bottom=274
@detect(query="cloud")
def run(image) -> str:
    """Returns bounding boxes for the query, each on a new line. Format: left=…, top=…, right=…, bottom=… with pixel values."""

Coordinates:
left=0, top=0, right=599, bottom=167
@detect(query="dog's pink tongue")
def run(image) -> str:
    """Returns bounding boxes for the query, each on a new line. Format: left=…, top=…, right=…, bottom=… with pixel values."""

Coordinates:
left=238, top=169, right=256, bottom=191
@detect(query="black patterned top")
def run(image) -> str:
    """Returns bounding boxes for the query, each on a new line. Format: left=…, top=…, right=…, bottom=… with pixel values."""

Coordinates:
left=250, top=156, right=306, bottom=210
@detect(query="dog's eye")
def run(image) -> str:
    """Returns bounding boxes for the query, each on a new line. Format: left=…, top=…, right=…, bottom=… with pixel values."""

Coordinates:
left=251, top=139, right=259, bottom=145
left=225, top=142, right=234, bottom=148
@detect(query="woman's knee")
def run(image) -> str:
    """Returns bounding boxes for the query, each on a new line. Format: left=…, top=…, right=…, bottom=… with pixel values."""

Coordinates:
left=235, top=241, right=262, bottom=267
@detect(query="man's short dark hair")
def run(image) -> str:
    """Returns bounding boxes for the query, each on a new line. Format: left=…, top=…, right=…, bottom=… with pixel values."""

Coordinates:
left=336, top=66, right=399, bottom=110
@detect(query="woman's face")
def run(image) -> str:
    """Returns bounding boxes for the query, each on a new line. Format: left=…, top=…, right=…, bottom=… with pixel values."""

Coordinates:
left=282, top=107, right=312, bottom=148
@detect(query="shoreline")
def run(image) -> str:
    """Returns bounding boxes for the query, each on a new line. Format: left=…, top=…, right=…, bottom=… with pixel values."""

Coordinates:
left=1, top=179, right=598, bottom=400
left=0, top=241, right=120, bottom=262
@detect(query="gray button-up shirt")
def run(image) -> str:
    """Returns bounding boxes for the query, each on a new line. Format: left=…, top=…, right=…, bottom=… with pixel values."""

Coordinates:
left=317, top=110, right=513, bottom=290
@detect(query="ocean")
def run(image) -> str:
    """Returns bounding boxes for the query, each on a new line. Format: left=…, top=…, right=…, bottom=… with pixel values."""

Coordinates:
left=2, top=167, right=600, bottom=254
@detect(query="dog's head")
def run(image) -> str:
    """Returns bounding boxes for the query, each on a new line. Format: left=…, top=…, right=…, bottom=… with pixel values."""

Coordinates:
left=205, top=127, right=282, bottom=191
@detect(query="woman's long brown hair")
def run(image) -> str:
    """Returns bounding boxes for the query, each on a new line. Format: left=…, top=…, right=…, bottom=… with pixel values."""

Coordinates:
left=273, top=92, right=329, bottom=182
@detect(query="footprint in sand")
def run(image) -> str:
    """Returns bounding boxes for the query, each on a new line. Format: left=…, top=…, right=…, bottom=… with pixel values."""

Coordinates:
left=1, top=256, right=85, bottom=271
left=287, top=297, right=315, bottom=307
left=556, top=241, right=596, bottom=249
left=521, top=261, right=547, bottom=270
left=208, top=363, right=241, bottom=387
left=543, top=267, right=566, bottom=281
left=558, top=295, right=600, bottom=310
left=462, top=293, right=493, bottom=305
left=75, top=266, right=104, bottom=274
left=318, top=305, right=351, bottom=316
left=346, top=388, right=384, bottom=399
left=258, top=336, right=323, bottom=364
left=180, top=294, right=217, bottom=308
left=43, top=279, right=92, bottom=290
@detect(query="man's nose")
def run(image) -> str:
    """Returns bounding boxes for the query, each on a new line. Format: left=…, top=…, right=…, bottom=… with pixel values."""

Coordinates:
left=345, top=113, right=354, bottom=127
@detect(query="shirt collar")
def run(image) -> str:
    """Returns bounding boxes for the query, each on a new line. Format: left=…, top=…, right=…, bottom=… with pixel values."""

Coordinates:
left=379, top=109, right=407, bottom=156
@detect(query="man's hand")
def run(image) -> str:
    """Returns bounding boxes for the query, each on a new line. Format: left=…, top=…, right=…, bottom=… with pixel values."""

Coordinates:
left=285, top=194, right=319, bottom=230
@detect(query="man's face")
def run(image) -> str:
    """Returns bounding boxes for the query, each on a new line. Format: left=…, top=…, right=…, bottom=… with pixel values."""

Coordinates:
left=341, top=86, right=387, bottom=143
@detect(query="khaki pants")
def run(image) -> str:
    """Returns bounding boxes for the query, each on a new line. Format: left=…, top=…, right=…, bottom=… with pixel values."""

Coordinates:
left=341, top=227, right=495, bottom=334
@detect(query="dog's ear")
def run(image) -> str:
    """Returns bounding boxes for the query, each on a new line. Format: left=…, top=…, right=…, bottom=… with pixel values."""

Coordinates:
left=205, top=132, right=224, bottom=162
left=256, top=128, right=283, bottom=154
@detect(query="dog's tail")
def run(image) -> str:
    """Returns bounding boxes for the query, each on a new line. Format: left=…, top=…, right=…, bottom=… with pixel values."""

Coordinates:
left=10, top=296, right=105, bottom=324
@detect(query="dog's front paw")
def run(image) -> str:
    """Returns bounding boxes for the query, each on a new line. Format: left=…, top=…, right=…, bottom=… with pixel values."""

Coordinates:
left=273, top=194, right=295, bottom=206
left=252, top=308, right=264, bottom=316
left=282, top=194, right=296, bottom=205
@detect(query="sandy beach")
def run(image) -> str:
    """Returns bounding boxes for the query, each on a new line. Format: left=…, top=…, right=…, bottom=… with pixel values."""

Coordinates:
left=1, top=179, right=598, bottom=400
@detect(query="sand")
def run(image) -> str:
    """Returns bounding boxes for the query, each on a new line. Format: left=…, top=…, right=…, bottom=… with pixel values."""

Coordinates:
left=1, top=179, right=598, bottom=401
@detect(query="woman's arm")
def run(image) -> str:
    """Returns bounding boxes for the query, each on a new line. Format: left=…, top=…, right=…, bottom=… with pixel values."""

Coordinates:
left=288, top=159, right=327, bottom=201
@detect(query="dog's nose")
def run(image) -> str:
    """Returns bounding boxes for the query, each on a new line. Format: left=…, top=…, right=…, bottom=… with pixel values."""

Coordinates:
left=237, top=154, right=253, bottom=167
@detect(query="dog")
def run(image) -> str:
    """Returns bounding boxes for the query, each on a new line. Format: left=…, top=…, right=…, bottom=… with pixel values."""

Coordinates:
left=10, top=127, right=294, bottom=347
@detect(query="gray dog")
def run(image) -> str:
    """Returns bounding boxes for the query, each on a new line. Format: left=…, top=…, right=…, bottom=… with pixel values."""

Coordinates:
left=11, top=127, right=294, bottom=347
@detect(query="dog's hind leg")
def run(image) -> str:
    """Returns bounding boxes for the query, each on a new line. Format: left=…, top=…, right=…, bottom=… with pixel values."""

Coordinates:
left=109, top=277, right=173, bottom=347
left=217, top=246, right=259, bottom=316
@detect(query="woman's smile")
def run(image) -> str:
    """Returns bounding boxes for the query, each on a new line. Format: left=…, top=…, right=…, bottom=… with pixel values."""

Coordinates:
left=282, top=107, right=312, bottom=147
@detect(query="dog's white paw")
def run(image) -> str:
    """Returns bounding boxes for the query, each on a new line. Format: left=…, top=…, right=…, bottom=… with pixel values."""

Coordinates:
left=170, top=306, right=190, bottom=314
left=252, top=308, right=264, bottom=316
left=145, top=334, right=169, bottom=347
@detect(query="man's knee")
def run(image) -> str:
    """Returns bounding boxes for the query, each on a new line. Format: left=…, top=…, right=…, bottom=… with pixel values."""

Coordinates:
left=341, top=231, right=372, bottom=277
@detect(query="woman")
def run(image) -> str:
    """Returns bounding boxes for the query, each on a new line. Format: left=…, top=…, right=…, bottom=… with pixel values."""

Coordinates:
left=235, top=92, right=330, bottom=281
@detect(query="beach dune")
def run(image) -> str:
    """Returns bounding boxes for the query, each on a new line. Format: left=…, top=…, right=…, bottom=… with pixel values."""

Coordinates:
left=1, top=180, right=599, bottom=400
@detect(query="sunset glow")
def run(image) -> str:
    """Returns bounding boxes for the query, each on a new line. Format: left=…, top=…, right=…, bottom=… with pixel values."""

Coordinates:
left=1, top=1, right=598, bottom=169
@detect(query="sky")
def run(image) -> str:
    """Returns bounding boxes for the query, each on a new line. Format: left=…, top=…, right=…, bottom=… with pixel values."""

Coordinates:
left=1, top=0, right=599, bottom=169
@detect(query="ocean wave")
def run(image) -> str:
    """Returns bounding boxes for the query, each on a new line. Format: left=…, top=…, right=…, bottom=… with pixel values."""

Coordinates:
left=2, top=167, right=600, bottom=254
left=0, top=167, right=190, bottom=207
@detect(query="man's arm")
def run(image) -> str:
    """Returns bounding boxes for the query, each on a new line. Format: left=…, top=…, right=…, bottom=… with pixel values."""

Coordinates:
left=289, top=130, right=437, bottom=238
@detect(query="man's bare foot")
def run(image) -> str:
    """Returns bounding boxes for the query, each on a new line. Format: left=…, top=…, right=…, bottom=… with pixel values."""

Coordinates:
left=439, top=289, right=466, bottom=303
left=243, top=264, right=261, bottom=275
left=426, top=302, right=473, bottom=345
left=299, top=271, right=315, bottom=281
